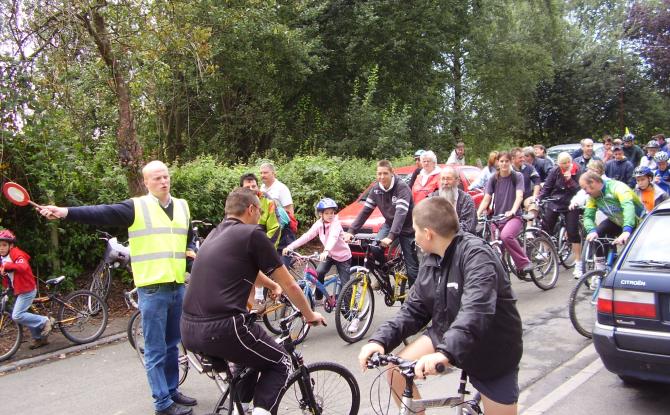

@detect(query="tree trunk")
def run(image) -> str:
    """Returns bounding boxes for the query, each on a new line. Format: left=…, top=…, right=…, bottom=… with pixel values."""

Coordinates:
left=451, top=44, right=463, bottom=143
left=80, top=3, right=145, bottom=196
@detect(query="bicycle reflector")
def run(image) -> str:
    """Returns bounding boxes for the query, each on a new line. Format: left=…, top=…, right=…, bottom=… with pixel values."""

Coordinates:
left=598, top=288, right=657, bottom=319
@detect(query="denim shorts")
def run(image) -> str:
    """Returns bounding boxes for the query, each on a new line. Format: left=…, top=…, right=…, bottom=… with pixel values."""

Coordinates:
left=470, top=367, right=519, bottom=405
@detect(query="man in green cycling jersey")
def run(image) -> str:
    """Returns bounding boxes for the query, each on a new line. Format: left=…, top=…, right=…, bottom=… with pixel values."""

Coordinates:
left=580, top=171, right=645, bottom=248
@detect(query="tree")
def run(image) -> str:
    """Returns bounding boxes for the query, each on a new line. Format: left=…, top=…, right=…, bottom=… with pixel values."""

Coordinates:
left=627, top=0, right=670, bottom=95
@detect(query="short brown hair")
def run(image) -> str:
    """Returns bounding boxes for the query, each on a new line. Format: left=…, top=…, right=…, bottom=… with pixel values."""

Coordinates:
left=225, top=188, right=260, bottom=217
left=377, top=160, right=393, bottom=171
left=413, top=197, right=459, bottom=237
left=580, top=170, right=603, bottom=185
left=510, top=147, right=523, bottom=157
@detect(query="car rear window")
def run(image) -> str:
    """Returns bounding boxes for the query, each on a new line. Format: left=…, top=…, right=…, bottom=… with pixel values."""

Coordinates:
left=622, top=214, right=670, bottom=269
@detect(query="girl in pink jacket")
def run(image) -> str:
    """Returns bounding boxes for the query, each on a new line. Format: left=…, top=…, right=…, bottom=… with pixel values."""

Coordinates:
left=283, top=198, right=351, bottom=301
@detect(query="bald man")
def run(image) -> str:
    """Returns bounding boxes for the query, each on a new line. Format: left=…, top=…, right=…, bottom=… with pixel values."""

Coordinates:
left=39, top=160, right=197, bottom=415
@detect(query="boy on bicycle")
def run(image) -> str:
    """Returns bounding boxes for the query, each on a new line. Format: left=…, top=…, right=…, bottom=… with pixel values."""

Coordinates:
left=358, top=197, right=523, bottom=415
left=0, top=229, right=54, bottom=349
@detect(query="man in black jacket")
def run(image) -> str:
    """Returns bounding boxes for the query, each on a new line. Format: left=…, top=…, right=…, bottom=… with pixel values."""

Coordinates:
left=358, top=197, right=523, bottom=415
left=344, top=160, right=418, bottom=286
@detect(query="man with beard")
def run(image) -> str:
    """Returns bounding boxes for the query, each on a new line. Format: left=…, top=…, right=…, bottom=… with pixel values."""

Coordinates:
left=429, top=166, right=477, bottom=234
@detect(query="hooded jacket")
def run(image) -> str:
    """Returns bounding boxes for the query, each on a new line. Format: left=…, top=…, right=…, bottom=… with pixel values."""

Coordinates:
left=1, top=247, right=37, bottom=295
left=369, top=232, right=523, bottom=380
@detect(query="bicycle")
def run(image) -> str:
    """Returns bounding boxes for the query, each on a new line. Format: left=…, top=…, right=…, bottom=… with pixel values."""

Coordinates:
left=191, top=309, right=360, bottom=414
left=366, top=352, right=482, bottom=415
left=334, top=234, right=409, bottom=343
left=477, top=213, right=559, bottom=290
left=536, top=197, right=584, bottom=269
left=0, top=276, right=109, bottom=362
left=569, top=237, right=619, bottom=338
left=88, top=230, right=131, bottom=309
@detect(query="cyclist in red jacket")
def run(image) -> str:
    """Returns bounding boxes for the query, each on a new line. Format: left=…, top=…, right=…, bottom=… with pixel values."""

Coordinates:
left=0, top=229, right=54, bottom=349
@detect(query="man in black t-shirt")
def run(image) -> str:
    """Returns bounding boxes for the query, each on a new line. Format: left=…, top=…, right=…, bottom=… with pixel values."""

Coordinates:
left=181, top=188, right=325, bottom=415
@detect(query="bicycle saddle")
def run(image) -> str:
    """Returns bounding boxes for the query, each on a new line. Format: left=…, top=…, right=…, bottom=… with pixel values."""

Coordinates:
left=45, top=276, right=66, bottom=286
left=196, top=353, right=230, bottom=373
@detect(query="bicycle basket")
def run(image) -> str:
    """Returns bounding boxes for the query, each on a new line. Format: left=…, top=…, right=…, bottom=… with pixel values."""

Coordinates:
left=105, top=237, right=131, bottom=268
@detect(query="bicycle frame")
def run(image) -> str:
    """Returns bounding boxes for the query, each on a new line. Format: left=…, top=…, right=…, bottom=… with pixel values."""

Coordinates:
left=352, top=236, right=406, bottom=306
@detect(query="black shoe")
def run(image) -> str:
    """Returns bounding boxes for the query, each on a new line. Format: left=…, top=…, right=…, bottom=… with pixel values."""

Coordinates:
left=155, top=403, right=193, bottom=415
left=172, top=392, right=198, bottom=406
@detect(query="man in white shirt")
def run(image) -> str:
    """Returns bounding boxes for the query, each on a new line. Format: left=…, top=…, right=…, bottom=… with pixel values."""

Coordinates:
left=446, top=141, right=466, bottom=165
left=259, top=162, right=296, bottom=265
left=260, top=162, right=294, bottom=216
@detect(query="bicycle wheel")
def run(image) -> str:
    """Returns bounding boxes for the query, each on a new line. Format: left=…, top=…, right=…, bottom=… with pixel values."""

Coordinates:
left=274, top=362, right=360, bottom=415
left=527, top=235, right=559, bottom=290
left=557, top=226, right=576, bottom=269
left=581, top=240, right=597, bottom=274
left=335, top=272, right=375, bottom=344
left=569, top=270, right=605, bottom=339
left=58, top=290, right=109, bottom=344
left=0, top=311, right=22, bottom=362
left=263, top=295, right=293, bottom=335
left=89, top=261, right=112, bottom=301
left=127, top=309, right=141, bottom=350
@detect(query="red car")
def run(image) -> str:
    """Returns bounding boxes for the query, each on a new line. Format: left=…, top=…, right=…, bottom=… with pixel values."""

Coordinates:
left=338, top=164, right=483, bottom=236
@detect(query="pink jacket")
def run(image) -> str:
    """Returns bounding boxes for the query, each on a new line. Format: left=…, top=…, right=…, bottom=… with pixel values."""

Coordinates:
left=286, top=217, right=352, bottom=262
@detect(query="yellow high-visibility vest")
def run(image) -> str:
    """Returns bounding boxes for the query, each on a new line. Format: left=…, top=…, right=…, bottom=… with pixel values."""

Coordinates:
left=128, top=195, right=189, bottom=287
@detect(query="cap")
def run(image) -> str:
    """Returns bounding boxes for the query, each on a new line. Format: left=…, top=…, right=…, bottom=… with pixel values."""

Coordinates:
left=414, top=149, right=426, bottom=158
left=612, top=145, right=623, bottom=151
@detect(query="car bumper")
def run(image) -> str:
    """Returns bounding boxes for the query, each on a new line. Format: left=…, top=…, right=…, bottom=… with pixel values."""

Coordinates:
left=593, top=322, right=670, bottom=383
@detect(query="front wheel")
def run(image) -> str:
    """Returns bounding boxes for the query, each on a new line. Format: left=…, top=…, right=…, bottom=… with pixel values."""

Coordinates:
left=527, top=235, right=559, bottom=290
left=569, top=270, right=605, bottom=338
left=0, top=311, right=22, bottom=362
left=89, top=262, right=112, bottom=302
left=557, top=226, right=576, bottom=269
left=273, top=362, right=360, bottom=415
left=335, top=272, right=375, bottom=344
left=58, top=290, right=109, bottom=344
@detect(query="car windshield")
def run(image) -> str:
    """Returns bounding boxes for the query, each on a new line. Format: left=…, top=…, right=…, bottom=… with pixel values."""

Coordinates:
left=623, top=214, right=670, bottom=269
left=358, top=173, right=411, bottom=201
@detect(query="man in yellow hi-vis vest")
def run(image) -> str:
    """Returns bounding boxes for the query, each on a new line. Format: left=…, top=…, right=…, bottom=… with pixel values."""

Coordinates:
left=40, top=161, right=197, bottom=415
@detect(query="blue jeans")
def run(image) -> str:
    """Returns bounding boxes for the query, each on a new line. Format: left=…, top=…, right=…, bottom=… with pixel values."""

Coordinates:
left=377, top=224, right=419, bottom=286
left=138, top=284, right=185, bottom=411
left=12, top=289, right=48, bottom=340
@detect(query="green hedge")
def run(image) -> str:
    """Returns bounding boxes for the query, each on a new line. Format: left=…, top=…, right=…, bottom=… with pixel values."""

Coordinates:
left=1, top=154, right=379, bottom=283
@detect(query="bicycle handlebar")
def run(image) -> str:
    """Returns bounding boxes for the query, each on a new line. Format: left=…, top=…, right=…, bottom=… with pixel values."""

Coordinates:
left=284, top=250, right=320, bottom=261
left=367, top=353, right=449, bottom=376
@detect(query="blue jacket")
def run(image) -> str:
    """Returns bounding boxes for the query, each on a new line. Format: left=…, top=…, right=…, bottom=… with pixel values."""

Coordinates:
left=605, top=159, right=635, bottom=188
left=655, top=168, right=670, bottom=194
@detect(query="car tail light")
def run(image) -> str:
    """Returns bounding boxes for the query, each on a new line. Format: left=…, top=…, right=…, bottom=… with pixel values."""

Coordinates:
left=598, top=288, right=657, bottom=319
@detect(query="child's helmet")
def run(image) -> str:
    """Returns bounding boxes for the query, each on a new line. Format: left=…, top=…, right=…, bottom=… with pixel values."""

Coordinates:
left=315, top=198, right=338, bottom=216
left=0, top=229, right=16, bottom=243
left=633, top=166, right=653, bottom=178
left=646, top=140, right=660, bottom=149
left=654, top=151, right=669, bottom=162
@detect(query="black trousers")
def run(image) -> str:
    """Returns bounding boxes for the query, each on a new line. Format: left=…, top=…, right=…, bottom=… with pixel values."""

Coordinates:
left=541, top=207, right=582, bottom=243
left=593, top=219, right=622, bottom=256
left=180, top=313, right=292, bottom=411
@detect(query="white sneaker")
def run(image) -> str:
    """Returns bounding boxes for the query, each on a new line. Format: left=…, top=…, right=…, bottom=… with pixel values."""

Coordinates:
left=251, top=406, right=271, bottom=415
left=348, top=317, right=360, bottom=333
left=573, top=264, right=583, bottom=280
left=232, top=402, right=250, bottom=415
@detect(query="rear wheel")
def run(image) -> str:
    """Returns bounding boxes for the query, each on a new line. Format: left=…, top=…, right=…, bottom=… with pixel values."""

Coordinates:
left=569, top=270, right=605, bottom=338
left=127, top=309, right=141, bottom=350
left=557, top=226, right=576, bottom=269
left=58, top=290, right=109, bottom=344
left=335, top=272, right=375, bottom=344
left=274, top=362, right=360, bottom=415
left=0, top=311, right=22, bottom=362
left=527, top=235, right=559, bottom=290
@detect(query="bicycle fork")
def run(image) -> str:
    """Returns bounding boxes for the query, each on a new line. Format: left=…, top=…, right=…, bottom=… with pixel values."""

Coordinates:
left=349, top=275, right=370, bottom=314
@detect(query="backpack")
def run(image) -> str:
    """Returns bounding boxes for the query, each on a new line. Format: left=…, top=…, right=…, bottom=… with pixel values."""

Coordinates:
left=268, top=196, right=298, bottom=234
left=488, top=171, right=517, bottom=194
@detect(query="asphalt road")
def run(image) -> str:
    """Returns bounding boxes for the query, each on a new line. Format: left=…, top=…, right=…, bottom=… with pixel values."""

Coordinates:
left=1, top=267, right=668, bottom=414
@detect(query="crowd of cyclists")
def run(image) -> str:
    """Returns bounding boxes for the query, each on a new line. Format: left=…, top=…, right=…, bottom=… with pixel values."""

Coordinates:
left=17, top=132, right=667, bottom=415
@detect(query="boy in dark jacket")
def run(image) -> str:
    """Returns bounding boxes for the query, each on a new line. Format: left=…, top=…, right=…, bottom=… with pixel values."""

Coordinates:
left=0, top=229, right=53, bottom=349
left=358, top=197, right=523, bottom=415
left=605, top=145, right=635, bottom=188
